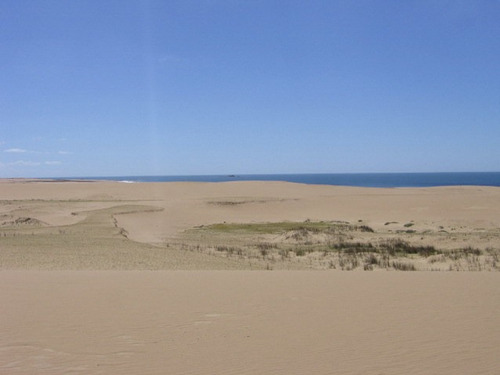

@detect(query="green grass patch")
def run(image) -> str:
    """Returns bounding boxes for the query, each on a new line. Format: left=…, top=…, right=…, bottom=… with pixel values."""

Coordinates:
left=203, top=221, right=345, bottom=235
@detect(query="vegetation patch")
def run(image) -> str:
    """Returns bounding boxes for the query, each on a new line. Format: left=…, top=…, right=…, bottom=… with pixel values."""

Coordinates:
left=182, top=220, right=499, bottom=271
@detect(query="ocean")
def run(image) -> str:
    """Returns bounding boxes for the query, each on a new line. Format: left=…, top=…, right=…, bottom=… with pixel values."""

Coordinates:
left=68, top=172, right=500, bottom=188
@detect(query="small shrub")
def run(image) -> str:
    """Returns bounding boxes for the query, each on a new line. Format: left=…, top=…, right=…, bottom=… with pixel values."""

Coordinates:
left=391, top=261, right=416, bottom=271
left=330, top=242, right=375, bottom=253
left=295, top=249, right=306, bottom=256
left=365, top=253, right=379, bottom=265
left=382, top=239, right=436, bottom=257
left=257, top=242, right=277, bottom=250
left=428, top=254, right=446, bottom=263
left=215, top=245, right=241, bottom=255
left=461, top=246, right=481, bottom=256
left=358, top=225, right=375, bottom=233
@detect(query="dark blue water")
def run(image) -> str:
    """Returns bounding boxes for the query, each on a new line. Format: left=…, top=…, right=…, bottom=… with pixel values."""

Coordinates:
left=64, top=172, right=500, bottom=188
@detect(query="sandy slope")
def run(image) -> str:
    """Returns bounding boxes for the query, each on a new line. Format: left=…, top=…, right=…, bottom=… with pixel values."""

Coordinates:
left=1, top=271, right=499, bottom=375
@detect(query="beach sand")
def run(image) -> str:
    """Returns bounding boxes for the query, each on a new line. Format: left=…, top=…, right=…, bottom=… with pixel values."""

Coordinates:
left=1, top=180, right=499, bottom=373
left=1, top=271, right=499, bottom=374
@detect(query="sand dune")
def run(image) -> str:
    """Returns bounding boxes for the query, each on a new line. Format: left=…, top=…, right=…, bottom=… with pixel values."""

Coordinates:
left=1, top=180, right=499, bottom=270
left=1, top=180, right=499, bottom=373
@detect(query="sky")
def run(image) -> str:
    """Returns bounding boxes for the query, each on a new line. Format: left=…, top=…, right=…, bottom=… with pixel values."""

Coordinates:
left=1, top=0, right=499, bottom=178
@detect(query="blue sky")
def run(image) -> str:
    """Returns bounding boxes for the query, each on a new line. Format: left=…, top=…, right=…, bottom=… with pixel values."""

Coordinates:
left=1, top=0, right=499, bottom=177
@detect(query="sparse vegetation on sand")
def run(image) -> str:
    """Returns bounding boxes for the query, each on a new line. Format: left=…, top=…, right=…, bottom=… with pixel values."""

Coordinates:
left=2, top=203, right=499, bottom=270
left=180, top=220, right=500, bottom=271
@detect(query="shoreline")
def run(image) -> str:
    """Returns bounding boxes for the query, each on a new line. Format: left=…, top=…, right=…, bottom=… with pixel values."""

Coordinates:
left=3, top=170, right=500, bottom=188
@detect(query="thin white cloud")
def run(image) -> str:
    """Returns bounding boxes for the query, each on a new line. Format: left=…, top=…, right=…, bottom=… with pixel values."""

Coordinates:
left=1, top=160, right=63, bottom=168
left=4, top=148, right=71, bottom=155
left=11, top=160, right=41, bottom=166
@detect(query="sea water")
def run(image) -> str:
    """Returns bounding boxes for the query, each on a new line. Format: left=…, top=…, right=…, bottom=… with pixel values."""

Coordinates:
left=65, top=172, right=500, bottom=188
